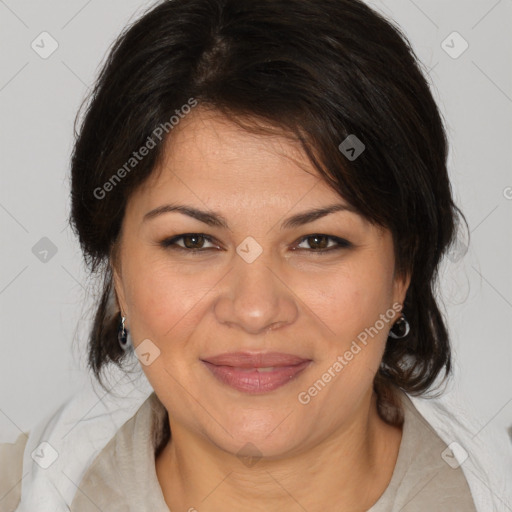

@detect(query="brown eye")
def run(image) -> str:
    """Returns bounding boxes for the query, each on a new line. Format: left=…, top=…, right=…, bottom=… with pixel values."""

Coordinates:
left=295, top=234, right=352, bottom=252
left=305, top=235, right=329, bottom=250
left=181, top=234, right=207, bottom=249
left=160, top=233, right=217, bottom=251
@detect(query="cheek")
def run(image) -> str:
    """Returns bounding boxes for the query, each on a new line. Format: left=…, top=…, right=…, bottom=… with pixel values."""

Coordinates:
left=300, top=252, right=395, bottom=395
left=121, top=258, right=214, bottom=391
left=294, top=266, right=394, bottom=419
left=126, top=266, right=212, bottom=341
left=306, top=256, right=395, bottom=340
left=119, top=242, right=207, bottom=339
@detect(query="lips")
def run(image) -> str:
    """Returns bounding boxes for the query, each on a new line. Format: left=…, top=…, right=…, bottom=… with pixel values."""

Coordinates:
left=201, top=352, right=310, bottom=368
left=201, top=352, right=312, bottom=394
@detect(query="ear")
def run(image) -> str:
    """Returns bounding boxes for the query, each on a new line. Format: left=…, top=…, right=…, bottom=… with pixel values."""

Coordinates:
left=111, top=256, right=128, bottom=317
left=392, top=271, right=411, bottom=310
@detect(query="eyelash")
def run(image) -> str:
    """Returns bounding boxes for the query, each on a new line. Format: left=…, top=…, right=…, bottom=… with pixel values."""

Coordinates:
left=159, top=233, right=352, bottom=254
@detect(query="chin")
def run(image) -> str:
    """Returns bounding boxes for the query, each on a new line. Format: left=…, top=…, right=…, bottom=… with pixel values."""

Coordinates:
left=205, top=413, right=307, bottom=461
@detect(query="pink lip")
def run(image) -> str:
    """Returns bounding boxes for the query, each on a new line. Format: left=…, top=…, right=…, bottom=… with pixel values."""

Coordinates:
left=201, top=352, right=312, bottom=394
left=201, top=351, right=310, bottom=368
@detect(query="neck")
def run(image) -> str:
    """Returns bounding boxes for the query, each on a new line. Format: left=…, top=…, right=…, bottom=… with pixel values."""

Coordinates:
left=155, top=390, right=402, bottom=512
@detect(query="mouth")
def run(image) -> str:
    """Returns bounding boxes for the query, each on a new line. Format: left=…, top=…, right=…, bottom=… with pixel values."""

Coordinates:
left=200, top=352, right=312, bottom=394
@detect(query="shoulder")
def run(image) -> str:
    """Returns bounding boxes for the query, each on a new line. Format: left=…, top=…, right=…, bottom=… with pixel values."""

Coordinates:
left=370, top=388, right=478, bottom=511
left=70, top=392, right=169, bottom=511
left=0, top=432, right=28, bottom=512
left=401, top=387, right=512, bottom=511
left=392, top=391, right=477, bottom=511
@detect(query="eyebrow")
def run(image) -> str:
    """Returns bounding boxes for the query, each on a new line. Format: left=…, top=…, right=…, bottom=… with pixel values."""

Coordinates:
left=142, top=202, right=358, bottom=230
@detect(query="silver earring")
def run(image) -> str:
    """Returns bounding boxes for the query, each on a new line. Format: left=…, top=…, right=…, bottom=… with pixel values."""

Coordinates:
left=389, top=314, right=410, bottom=339
left=118, top=313, right=132, bottom=351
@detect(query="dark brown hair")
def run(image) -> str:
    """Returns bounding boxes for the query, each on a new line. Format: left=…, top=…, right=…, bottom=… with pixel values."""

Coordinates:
left=68, top=0, right=466, bottom=424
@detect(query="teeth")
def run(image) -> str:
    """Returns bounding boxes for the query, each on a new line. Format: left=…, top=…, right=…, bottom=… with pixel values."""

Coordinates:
left=256, top=367, right=276, bottom=372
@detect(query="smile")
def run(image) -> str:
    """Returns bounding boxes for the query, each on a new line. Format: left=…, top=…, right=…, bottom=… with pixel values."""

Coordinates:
left=201, top=360, right=312, bottom=393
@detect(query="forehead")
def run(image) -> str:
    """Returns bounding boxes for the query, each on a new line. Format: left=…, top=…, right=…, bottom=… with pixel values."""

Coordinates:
left=132, top=108, right=346, bottom=212
left=160, top=109, right=315, bottom=177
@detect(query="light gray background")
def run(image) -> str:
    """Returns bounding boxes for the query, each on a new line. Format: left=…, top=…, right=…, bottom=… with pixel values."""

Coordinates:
left=1, top=0, right=511, bottom=443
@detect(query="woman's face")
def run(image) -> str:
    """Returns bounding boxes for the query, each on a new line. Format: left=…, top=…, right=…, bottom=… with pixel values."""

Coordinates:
left=113, top=108, right=409, bottom=459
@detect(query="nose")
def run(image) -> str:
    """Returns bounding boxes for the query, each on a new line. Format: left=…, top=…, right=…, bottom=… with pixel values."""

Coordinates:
left=213, top=248, right=299, bottom=335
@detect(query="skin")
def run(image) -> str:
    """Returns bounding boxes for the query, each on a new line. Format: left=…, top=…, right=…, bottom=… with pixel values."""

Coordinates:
left=112, top=107, right=410, bottom=512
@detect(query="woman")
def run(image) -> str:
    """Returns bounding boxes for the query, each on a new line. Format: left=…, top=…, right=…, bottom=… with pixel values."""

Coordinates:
left=1, top=0, right=510, bottom=511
